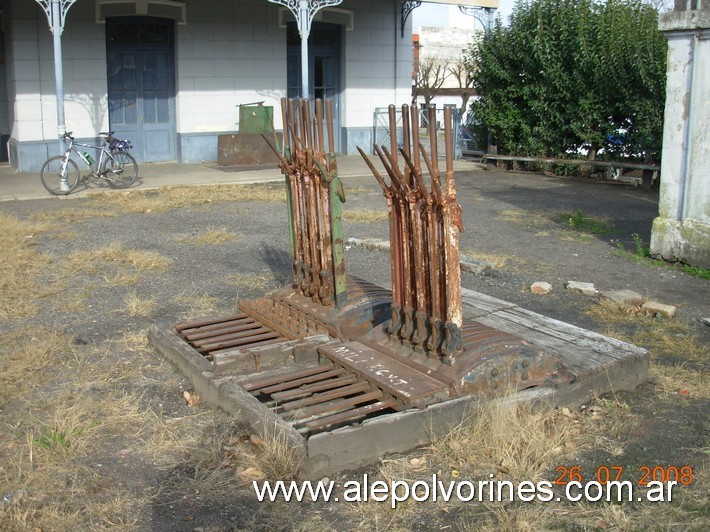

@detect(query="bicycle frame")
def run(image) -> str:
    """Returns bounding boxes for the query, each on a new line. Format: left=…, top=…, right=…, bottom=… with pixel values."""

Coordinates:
left=61, top=135, right=111, bottom=177
left=42, top=131, right=137, bottom=195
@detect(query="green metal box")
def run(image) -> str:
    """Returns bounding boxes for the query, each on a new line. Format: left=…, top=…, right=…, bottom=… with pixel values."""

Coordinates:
left=239, top=104, right=274, bottom=134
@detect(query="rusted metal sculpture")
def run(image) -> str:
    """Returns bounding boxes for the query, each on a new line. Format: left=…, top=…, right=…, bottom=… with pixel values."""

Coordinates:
left=263, top=97, right=346, bottom=308
left=162, top=99, right=571, bottom=439
left=358, top=104, right=464, bottom=364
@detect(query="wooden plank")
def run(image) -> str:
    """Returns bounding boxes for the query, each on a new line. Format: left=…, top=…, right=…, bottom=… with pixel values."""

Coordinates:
left=460, top=289, right=648, bottom=379
left=483, top=155, right=659, bottom=171
left=461, top=288, right=518, bottom=317
left=321, top=342, right=450, bottom=406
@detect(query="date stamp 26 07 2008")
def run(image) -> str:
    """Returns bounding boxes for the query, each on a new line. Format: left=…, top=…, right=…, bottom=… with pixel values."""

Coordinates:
left=552, top=464, right=694, bottom=503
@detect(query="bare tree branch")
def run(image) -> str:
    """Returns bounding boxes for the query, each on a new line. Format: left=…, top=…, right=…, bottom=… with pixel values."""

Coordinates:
left=414, top=56, right=451, bottom=106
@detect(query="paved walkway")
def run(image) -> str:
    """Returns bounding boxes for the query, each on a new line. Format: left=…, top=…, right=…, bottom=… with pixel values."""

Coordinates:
left=0, top=156, right=483, bottom=202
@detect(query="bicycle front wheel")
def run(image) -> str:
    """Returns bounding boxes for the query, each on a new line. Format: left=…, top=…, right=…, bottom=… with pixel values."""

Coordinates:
left=40, top=156, right=80, bottom=195
left=102, top=151, right=138, bottom=188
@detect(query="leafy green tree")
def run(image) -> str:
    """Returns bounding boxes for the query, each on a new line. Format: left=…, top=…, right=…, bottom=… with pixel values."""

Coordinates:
left=468, top=0, right=667, bottom=161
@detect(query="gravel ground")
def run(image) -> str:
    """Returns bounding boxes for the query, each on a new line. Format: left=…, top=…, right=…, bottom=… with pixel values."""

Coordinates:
left=1, top=167, right=708, bottom=530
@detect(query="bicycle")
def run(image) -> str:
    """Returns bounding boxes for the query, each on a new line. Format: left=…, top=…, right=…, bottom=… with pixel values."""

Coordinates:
left=40, top=131, right=138, bottom=195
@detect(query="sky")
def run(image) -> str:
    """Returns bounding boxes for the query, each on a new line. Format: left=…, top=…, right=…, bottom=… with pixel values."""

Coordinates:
left=412, top=0, right=515, bottom=31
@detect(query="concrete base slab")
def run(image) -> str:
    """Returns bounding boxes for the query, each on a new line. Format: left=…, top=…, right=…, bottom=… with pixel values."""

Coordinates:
left=148, top=287, right=648, bottom=479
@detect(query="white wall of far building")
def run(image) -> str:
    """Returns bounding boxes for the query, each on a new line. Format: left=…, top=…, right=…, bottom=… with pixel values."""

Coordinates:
left=175, top=0, right=286, bottom=134
left=6, top=0, right=109, bottom=142
left=3, top=0, right=412, bottom=167
left=341, top=0, right=412, bottom=128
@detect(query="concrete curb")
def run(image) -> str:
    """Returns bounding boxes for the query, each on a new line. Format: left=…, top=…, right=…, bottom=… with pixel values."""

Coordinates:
left=346, top=237, right=492, bottom=274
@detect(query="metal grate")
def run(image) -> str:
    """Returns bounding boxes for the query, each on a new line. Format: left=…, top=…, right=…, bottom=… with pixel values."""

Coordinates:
left=174, top=313, right=290, bottom=359
left=243, top=363, right=397, bottom=436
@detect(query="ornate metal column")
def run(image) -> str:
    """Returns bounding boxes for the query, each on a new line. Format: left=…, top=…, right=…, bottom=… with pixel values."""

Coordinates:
left=458, top=5, right=496, bottom=33
left=35, top=0, right=78, bottom=151
left=269, top=0, right=343, bottom=99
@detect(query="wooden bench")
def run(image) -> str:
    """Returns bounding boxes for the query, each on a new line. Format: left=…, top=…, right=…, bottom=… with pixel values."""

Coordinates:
left=483, top=154, right=659, bottom=190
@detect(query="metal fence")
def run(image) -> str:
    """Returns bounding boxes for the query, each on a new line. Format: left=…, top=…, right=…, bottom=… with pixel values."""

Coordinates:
left=373, top=106, right=463, bottom=160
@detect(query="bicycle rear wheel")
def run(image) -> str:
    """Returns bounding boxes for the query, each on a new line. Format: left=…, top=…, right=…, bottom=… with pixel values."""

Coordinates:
left=102, top=151, right=138, bottom=188
left=40, top=156, right=80, bottom=195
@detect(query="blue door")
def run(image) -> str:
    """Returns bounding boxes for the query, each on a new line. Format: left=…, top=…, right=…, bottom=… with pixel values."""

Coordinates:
left=106, top=18, right=176, bottom=162
left=287, top=22, right=341, bottom=152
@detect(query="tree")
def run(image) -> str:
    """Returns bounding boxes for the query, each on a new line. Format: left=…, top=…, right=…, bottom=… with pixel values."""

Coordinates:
left=468, top=0, right=667, bottom=162
left=414, top=56, right=451, bottom=107
left=448, top=56, right=476, bottom=115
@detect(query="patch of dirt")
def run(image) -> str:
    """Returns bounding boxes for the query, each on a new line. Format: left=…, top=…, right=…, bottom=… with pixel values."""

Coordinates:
left=1, top=171, right=707, bottom=530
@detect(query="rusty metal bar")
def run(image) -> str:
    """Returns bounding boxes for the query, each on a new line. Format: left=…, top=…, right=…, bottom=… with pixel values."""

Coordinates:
left=243, top=363, right=335, bottom=392
left=289, top=389, right=384, bottom=421
left=300, top=398, right=397, bottom=432
left=174, top=313, right=248, bottom=332
left=357, top=103, right=465, bottom=363
left=279, top=381, right=371, bottom=411
left=259, top=367, right=346, bottom=395
left=271, top=374, right=358, bottom=402
left=184, top=320, right=264, bottom=342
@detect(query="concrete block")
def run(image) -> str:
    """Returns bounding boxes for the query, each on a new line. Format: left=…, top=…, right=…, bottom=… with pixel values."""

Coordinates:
left=600, top=289, right=646, bottom=307
left=641, top=301, right=677, bottom=318
left=530, top=282, right=552, bottom=295
left=565, top=281, right=598, bottom=296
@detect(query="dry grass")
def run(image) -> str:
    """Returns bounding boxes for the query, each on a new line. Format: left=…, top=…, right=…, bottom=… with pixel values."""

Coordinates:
left=629, top=326, right=709, bottom=365
left=86, top=183, right=285, bottom=214
left=431, top=398, right=574, bottom=482
left=124, top=291, right=158, bottom=317
left=177, top=227, right=242, bottom=245
left=68, top=242, right=171, bottom=273
left=225, top=271, right=290, bottom=293
left=223, top=424, right=302, bottom=482
left=474, top=503, right=553, bottom=531
left=30, top=207, right=118, bottom=224
left=1, top=389, right=155, bottom=530
left=497, top=209, right=550, bottom=229
left=592, top=302, right=709, bottom=365
left=342, top=209, right=388, bottom=223
left=104, top=272, right=140, bottom=285
left=650, top=363, right=709, bottom=398
left=0, top=329, right=75, bottom=407
left=0, top=211, right=57, bottom=318
left=174, top=293, right=221, bottom=319
left=462, top=249, right=512, bottom=269
left=53, top=288, right=92, bottom=313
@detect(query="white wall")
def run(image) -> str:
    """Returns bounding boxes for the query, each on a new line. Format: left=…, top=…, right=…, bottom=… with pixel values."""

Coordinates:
left=341, top=0, right=413, bottom=129
left=5, top=0, right=414, bottom=159
left=176, top=0, right=286, bottom=133
left=7, top=0, right=108, bottom=142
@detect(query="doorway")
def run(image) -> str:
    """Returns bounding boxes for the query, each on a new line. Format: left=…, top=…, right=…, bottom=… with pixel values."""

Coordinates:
left=106, top=17, right=176, bottom=162
left=287, top=22, right=341, bottom=152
